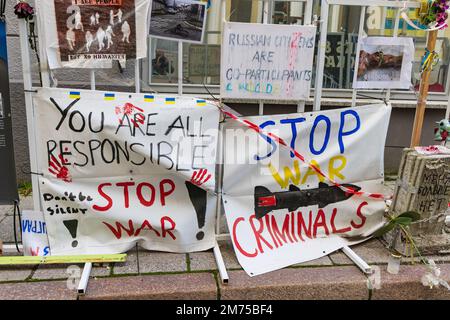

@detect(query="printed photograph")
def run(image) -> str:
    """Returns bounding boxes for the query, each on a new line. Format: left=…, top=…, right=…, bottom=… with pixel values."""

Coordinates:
left=149, top=0, right=207, bottom=43
left=357, top=44, right=404, bottom=82
left=353, top=37, right=414, bottom=89
left=53, top=0, right=137, bottom=62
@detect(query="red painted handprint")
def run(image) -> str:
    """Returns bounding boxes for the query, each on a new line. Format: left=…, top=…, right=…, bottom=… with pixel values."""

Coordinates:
left=189, top=168, right=211, bottom=186
left=116, top=102, right=145, bottom=128
left=48, top=154, right=72, bottom=183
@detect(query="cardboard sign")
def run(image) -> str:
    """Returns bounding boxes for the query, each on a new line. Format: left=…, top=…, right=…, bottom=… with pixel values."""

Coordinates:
left=38, top=0, right=150, bottom=69
left=33, top=88, right=219, bottom=255
left=21, top=210, right=51, bottom=256
left=221, top=104, right=392, bottom=276
left=353, top=37, right=414, bottom=89
left=220, top=22, right=316, bottom=101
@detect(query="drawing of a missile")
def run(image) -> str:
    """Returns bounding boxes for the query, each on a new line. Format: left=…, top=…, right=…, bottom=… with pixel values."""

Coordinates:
left=254, top=182, right=361, bottom=219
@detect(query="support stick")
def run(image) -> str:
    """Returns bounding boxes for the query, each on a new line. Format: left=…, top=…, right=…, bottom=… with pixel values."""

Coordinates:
left=342, top=246, right=373, bottom=274
left=77, top=262, right=92, bottom=295
left=213, top=242, right=229, bottom=284
left=410, top=30, right=438, bottom=147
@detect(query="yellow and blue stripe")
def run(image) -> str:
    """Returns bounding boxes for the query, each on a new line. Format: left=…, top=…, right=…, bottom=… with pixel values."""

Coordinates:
left=104, top=93, right=115, bottom=101
left=144, top=95, right=154, bottom=102
left=165, top=97, right=176, bottom=105
left=69, top=91, right=80, bottom=99
left=196, top=99, right=207, bottom=106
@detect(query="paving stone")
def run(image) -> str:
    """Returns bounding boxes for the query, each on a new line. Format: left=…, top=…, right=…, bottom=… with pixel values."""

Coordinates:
left=371, top=263, right=450, bottom=300
left=112, top=249, right=139, bottom=275
left=189, top=250, right=216, bottom=271
left=403, top=254, right=450, bottom=265
left=0, top=280, right=77, bottom=300
left=32, top=263, right=111, bottom=280
left=0, top=265, right=34, bottom=282
left=0, top=215, right=22, bottom=243
left=329, top=239, right=391, bottom=265
left=80, top=273, right=217, bottom=300
left=137, top=250, right=187, bottom=273
left=291, top=255, right=334, bottom=267
left=221, top=266, right=369, bottom=300
left=218, top=241, right=242, bottom=270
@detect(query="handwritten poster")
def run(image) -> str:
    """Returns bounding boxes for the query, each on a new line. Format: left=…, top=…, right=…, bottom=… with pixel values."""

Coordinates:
left=220, top=22, right=316, bottom=101
left=21, top=210, right=50, bottom=257
left=353, top=37, right=414, bottom=89
left=38, top=0, right=150, bottom=69
left=33, top=88, right=219, bottom=255
left=221, top=104, right=392, bottom=276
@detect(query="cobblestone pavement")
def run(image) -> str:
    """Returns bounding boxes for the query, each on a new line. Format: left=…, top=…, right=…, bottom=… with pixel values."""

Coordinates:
left=1, top=177, right=449, bottom=299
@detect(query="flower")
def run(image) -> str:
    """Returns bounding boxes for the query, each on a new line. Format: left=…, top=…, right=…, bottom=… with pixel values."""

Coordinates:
left=13, top=2, right=34, bottom=20
left=421, top=259, right=450, bottom=290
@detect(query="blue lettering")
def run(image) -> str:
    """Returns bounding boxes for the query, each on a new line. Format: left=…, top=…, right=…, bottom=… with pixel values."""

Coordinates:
left=310, top=115, right=331, bottom=155
left=338, top=110, right=360, bottom=153
left=280, top=117, right=306, bottom=158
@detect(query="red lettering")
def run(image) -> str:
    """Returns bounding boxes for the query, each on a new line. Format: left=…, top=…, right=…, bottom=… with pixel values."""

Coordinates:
left=264, top=215, right=279, bottom=248
left=297, top=211, right=312, bottom=241
left=271, top=214, right=294, bottom=246
left=313, top=209, right=330, bottom=237
left=93, top=183, right=113, bottom=212
left=135, top=219, right=161, bottom=237
left=30, top=247, right=39, bottom=256
left=232, top=217, right=257, bottom=258
left=103, top=220, right=135, bottom=239
left=351, top=201, right=368, bottom=229
left=249, top=215, right=273, bottom=253
left=290, top=212, right=298, bottom=242
left=159, top=179, right=175, bottom=206
left=331, top=208, right=351, bottom=234
left=161, top=216, right=176, bottom=240
left=116, top=181, right=135, bottom=208
left=137, top=182, right=156, bottom=206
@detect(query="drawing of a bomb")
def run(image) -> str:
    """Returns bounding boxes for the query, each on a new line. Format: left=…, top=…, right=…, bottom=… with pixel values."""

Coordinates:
left=63, top=219, right=79, bottom=248
left=254, top=182, right=361, bottom=219
left=185, top=169, right=211, bottom=240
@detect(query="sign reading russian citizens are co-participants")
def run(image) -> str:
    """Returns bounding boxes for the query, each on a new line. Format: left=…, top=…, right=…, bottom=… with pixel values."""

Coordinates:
left=220, top=22, right=316, bottom=101
left=222, top=104, right=391, bottom=276
left=33, top=88, right=219, bottom=255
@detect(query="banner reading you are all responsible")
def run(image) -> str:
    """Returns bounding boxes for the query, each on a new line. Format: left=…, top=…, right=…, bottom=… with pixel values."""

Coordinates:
left=33, top=88, right=219, bottom=255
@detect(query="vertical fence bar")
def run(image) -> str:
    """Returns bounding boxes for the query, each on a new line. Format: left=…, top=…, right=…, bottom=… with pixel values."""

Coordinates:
left=304, top=0, right=313, bottom=25
left=385, top=8, right=401, bottom=102
left=313, top=0, right=329, bottom=111
left=351, top=6, right=366, bottom=108
left=90, top=70, right=96, bottom=90
left=135, top=59, right=140, bottom=93
left=178, top=42, right=183, bottom=94
left=35, top=2, right=51, bottom=87
left=18, top=20, right=41, bottom=211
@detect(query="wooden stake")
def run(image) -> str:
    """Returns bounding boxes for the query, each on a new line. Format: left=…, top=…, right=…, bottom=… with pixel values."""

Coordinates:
left=410, top=30, right=439, bottom=147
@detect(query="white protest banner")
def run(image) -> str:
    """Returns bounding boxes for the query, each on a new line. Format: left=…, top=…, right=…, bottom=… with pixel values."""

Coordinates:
left=33, top=88, right=219, bottom=255
left=21, top=210, right=50, bottom=256
left=222, top=104, right=392, bottom=276
left=220, top=22, right=316, bottom=101
left=354, top=37, right=414, bottom=89
left=38, top=0, right=150, bottom=69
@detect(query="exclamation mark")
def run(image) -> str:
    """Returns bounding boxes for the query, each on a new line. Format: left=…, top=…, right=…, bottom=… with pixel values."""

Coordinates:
left=185, top=182, right=207, bottom=240
left=63, top=219, right=78, bottom=247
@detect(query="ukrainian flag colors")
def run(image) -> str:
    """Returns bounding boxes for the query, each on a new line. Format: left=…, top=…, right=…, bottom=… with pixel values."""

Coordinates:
left=69, top=91, right=80, bottom=99
left=165, top=97, right=176, bottom=105
left=196, top=99, right=206, bottom=106
left=144, top=95, right=154, bottom=102
left=104, top=93, right=115, bottom=101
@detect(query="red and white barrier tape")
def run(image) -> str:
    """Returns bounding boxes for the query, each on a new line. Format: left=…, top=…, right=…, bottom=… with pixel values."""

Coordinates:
left=220, top=108, right=392, bottom=201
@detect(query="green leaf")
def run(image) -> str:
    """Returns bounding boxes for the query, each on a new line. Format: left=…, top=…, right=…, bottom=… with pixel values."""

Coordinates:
left=372, top=221, right=396, bottom=238
left=394, top=216, right=413, bottom=226
left=397, top=211, right=421, bottom=222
